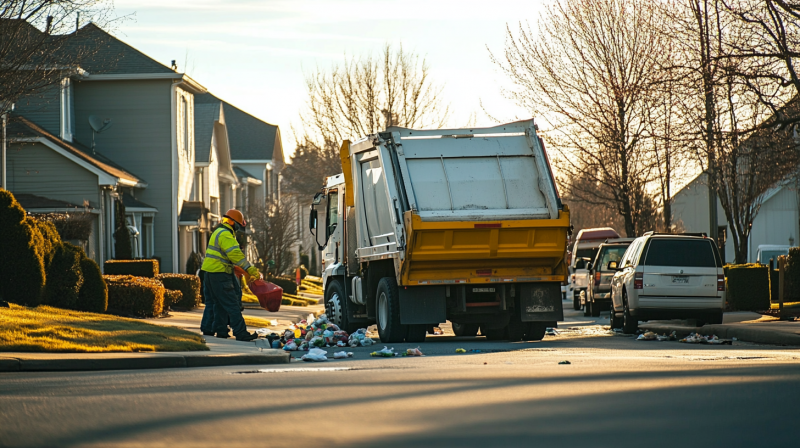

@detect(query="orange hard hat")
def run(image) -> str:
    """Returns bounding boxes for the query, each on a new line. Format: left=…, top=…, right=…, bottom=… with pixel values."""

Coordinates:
left=224, top=209, right=246, bottom=227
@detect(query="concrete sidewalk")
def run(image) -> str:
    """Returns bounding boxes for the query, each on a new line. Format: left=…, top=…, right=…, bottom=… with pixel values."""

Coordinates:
left=0, top=304, right=324, bottom=373
left=641, top=312, right=800, bottom=346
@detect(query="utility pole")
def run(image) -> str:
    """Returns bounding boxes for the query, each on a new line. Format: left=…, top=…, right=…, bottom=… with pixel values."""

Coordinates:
left=1, top=112, right=6, bottom=190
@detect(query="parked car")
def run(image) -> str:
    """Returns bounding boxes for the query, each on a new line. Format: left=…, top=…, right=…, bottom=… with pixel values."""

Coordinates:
left=582, top=238, right=635, bottom=317
left=609, top=233, right=725, bottom=334
left=568, top=228, right=620, bottom=310
left=756, top=245, right=790, bottom=265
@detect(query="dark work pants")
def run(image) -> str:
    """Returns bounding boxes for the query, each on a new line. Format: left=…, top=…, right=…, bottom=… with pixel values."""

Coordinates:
left=202, top=272, right=247, bottom=337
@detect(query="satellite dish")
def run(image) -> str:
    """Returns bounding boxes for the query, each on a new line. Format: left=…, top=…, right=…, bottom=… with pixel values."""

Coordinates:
left=88, top=115, right=112, bottom=133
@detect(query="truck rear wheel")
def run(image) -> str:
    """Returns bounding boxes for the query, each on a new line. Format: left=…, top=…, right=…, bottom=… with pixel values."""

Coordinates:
left=483, top=327, right=506, bottom=341
left=376, top=278, right=407, bottom=343
left=527, top=322, right=547, bottom=341
left=452, top=322, right=479, bottom=337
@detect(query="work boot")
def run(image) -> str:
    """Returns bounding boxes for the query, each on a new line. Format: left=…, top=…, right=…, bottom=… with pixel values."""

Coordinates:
left=235, top=332, right=258, bottom=342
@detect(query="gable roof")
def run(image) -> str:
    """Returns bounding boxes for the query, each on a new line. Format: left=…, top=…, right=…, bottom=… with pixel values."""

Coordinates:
left=14, top=193, right=92, bottom=211
left=196, top=93, right=280, bottom=161
left=7, top=115, right=145, bottom=187
left=66, top=23, right=175, bottom=75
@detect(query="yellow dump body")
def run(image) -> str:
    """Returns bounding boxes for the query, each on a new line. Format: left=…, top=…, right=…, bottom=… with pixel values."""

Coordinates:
left=400, top=208, right=570, bottom=286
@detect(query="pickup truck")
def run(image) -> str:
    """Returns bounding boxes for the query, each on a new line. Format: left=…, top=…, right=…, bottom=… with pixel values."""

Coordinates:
left=309, top=120, right=571, bottom=343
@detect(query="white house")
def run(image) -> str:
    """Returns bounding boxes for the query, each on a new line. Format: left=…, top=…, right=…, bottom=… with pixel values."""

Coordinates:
left=672, top=172, right=799, bottom=263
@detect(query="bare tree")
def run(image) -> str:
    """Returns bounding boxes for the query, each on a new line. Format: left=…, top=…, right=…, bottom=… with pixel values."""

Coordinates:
left=280, top=137, right=342, bottom=198
left=249, top=197, right=299, bottom=277
left=0, top=0, right=113, bottom=115
left=492, top=0, right=670, bottom=237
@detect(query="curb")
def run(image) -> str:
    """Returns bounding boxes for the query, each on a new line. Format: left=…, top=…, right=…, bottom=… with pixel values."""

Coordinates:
left=0, top=351, right=290, bottom=373
left=641, top=322, right=800, bottom=346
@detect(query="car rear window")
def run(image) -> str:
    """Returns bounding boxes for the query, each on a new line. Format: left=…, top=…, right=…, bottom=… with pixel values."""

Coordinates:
left=574, top=248, right=599, bottom=269
left=597, top=245, right=630, bottom=271
left=643, top=239, right=718, bottom=267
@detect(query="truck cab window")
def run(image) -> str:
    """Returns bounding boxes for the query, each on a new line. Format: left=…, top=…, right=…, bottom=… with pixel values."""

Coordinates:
left=326, top=191, right=339, bottom=240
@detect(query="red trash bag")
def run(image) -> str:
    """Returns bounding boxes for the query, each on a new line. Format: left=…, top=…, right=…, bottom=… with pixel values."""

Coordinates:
left=249, top=279, right=282, bottom=312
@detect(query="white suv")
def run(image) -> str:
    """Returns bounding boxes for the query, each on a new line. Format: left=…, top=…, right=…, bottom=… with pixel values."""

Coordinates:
left=609, top=233, right=725, bottom=334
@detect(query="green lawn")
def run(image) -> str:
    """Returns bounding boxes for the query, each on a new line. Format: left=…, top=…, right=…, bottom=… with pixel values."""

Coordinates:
left=0, top=304, right=208, bottom=353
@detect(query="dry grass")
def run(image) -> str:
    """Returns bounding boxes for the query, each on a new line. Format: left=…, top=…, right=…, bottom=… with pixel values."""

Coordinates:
left=0, top=304, right=208, bottom=353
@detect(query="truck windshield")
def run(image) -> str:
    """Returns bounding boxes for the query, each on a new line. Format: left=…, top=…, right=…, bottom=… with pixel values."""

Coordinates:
left=597, top=246, right=629, bottom=271
left=643, top=239, right=718, bottom=267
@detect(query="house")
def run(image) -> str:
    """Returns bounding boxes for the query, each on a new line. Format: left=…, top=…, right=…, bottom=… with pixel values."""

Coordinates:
left=5, top=115, right=148, bottom=262
left=671, top=172, right=799, bottom=263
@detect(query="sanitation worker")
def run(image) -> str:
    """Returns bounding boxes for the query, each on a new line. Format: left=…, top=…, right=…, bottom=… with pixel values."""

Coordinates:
left=199, top=209, right=260, bottom=341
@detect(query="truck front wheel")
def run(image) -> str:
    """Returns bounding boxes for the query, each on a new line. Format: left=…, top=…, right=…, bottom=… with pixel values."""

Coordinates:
left=326, top=279, right=359, bottom=333
left=376, top=278, right=407, bottom=343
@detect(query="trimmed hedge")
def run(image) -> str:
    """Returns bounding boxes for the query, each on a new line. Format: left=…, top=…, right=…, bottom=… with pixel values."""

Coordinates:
left=43, top=243, right=84, bottom=310
left=726, top=264, right=771, bottom=311
left=269, top=275, right=297, bottom=295
left=104, top=259, right=160, bottom=278
left=104, top=275, right=165, bottom=317
left=156, top=274, right=201, bottom=309
left=0, top=189, right=46, bottom=306
left=30, top=217, right=61, bottom=270
left=770, top=269, right=779, bottom=303
left=164, top=289, right=183, bottom=307
left=79, top=256, right=108, bottom=313
left=786, top=248, right=800, bottom=301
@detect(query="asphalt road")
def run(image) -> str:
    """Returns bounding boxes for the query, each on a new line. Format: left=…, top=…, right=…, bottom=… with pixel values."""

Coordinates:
left=2, top=309, right=799, bottom=448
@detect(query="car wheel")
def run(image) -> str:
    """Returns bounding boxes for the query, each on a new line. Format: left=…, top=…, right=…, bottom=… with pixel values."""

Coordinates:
left=325, top=279, right=359, bottom=333
left=452, top=322, right=479, bottom=337
left=483, top=327, right=506, bottom=341
left=375, top=277, right=407, bottom=343
left=526, top=322, right=547, bottom=341
left=573, top=294, right=581, bottom=311
left=583, top=299, right=592, bottom=317
left=591, top=301, right=602, bottom=317
left=622, top=292, right=638, bottom=335
left=709, top=311, right=724, bottom=325
left=610, top=310, right=623, bottom=329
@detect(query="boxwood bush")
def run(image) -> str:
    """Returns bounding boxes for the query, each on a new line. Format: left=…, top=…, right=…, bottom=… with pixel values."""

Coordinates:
left=104, top=259, right=160, bottom=278
left=164, top=289, right=183, bottom=308
left=43, top=243, right=84, bottom=310
left=104, top=275, right=165, bottom=317
left=79, top=257, right=108, bottom=313
left=0, top=189, right=46, bottom=306
left=726, top=264, right=771, bottom=311
left=268, top=275, right=297, bottom=295
left=157, top=274, right=201, bottom=309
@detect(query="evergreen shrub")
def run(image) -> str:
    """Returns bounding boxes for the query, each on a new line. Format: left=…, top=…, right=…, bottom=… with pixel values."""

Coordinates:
left=104, top=259, right=160, bottom=278
left=156, top=274, right=201, bottom=309
left=785, top=248, right=800, bottom=301
left=43, top=243, right=84, bottom=310
left=78, top=257, right=108, bottom=313
left=104, top=275, right=165, bottom=317
left=0, top=189, right=45, bottom=306
left=726, top=264, right=770, bottom=311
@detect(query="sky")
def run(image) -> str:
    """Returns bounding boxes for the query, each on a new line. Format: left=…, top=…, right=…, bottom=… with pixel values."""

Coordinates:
left=108, top=0, right=546, bottom=161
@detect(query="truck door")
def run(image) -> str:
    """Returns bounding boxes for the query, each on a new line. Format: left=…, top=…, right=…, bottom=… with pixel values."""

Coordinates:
left=322, top=189, right=341, bottom=266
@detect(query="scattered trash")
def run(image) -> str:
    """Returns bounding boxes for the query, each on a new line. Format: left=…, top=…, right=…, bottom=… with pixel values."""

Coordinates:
left=333, top=351, right=354, bottom=359
left=545, top=327, right=559, bottom=336
left=469, top=349, right=482, bottom=353
left=278, top=314, right=355, bottom=351
left=637, top=330, right=678, bottom=341
left=269, top=319, right=279, bottom=326
left=637, top=331, right=658, bottom=341
left=271, top=339, right=282, bottom=349
left=679, top=333, right=732, bottom=345
left=406, top=347, right=424, bottom=356
left=484, top=362, right=487, bottom=365
left=348, top=328, right=376, bottom=347
left=254, top=328, right=278, bottom=337
left=558, top=360, right=571, bottom=365
left=301, top=348, right=328, bottom=362
left=431, top=327, right=444, bottom=335
left=455, top=348, right=467, bottom=353
left=370, top=346, right=396, bottom=357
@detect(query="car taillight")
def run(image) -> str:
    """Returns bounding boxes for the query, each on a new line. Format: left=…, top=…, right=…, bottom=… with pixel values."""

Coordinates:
left=717, top=274, right=725, bottom=291
left=634, top=272, right=643, bottom=289
left=594, top=271, right=601, bottom=287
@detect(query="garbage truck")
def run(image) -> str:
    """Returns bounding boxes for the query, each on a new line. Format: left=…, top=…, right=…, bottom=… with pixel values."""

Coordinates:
left=308, top=120, right=571, bottom=343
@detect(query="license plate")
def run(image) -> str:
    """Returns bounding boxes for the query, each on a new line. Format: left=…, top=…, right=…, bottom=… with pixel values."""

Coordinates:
left=472, top=288, right=495, bottom=293
left=672, top=276, right=689, bottom=284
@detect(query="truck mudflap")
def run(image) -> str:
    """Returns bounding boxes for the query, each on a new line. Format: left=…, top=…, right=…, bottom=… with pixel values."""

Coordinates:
left=519, top=283, right=564, bottom=322
left=398, top=286, right=447, bottom=325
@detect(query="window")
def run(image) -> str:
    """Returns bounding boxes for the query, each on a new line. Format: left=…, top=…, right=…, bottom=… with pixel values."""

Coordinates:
left=326, top=190, right=338, bottom=241
left=643, top=239, right=719, bottom=267
left=181, top=97, right=190, bottom=160
left=597, top=246, right=630, bottom=271
left=573, top=248, right=599, bottom=269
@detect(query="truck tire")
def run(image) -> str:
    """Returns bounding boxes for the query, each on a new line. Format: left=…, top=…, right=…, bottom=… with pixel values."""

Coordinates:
left=507, top=307, right=529, bottom=342
left=452, top=322, right=479, bottom=337
left=406, top=325, right=427, bottom=343
left=526, top=322, right=547, bottom=341
left=622, top=291, right=638, bottom=335
left=483, top=327, right=506, bottom=341
left=325, top=279, right=359, bottom=333
left=376, top=277, right=407, bottom=343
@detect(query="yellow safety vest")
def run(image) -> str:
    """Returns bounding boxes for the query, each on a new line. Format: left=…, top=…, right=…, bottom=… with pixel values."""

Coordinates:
left=201, top=223, right=259, bottom=277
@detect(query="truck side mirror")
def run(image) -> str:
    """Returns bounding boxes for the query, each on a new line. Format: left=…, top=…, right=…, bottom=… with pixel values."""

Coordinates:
left=586, top=262, right=593, bottom=271
left=607, top=261, right=618, bottom=271
left=312, top=192, right=324, bottom=205
left=308, top=208, right=317, bottom=232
